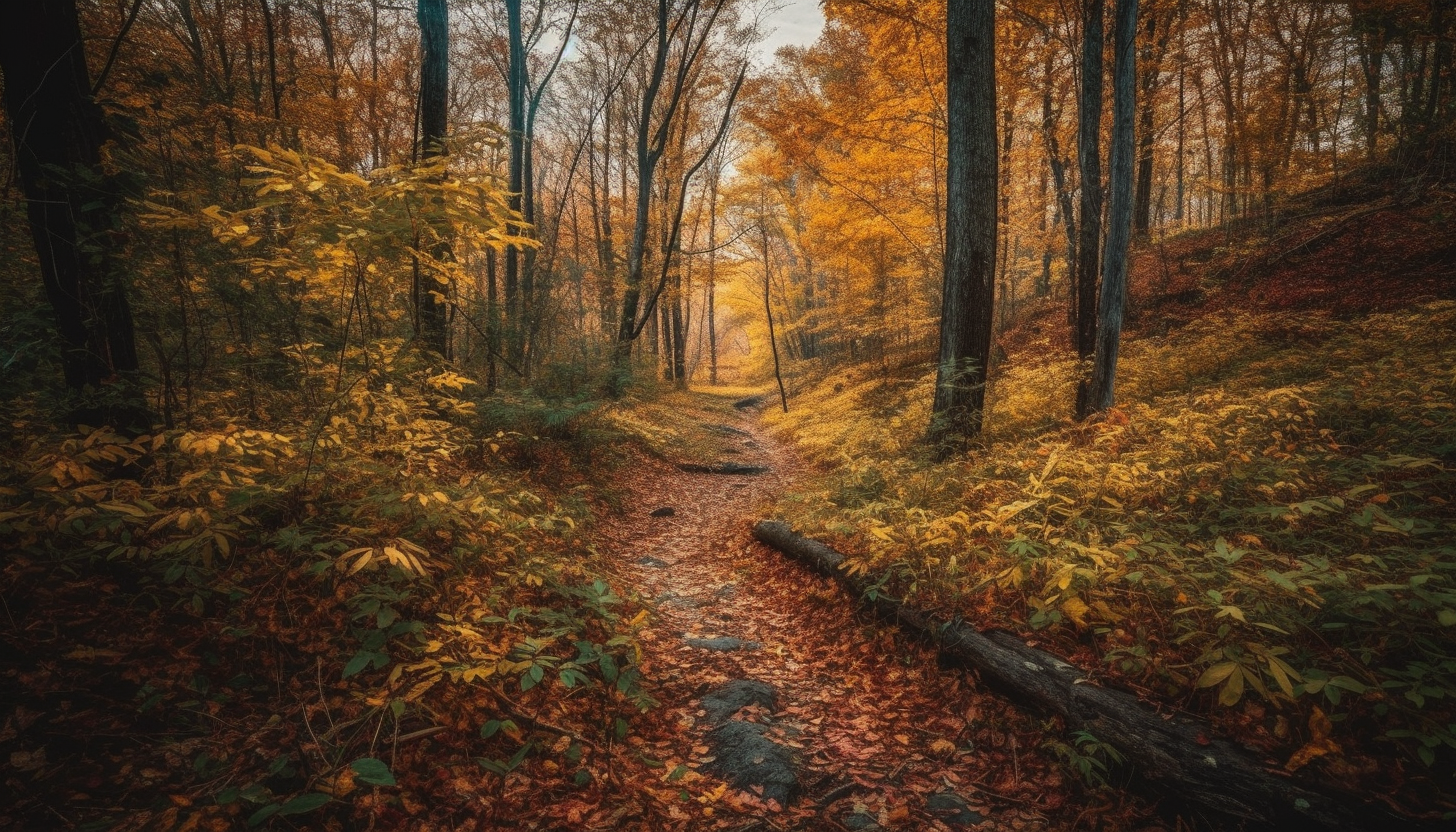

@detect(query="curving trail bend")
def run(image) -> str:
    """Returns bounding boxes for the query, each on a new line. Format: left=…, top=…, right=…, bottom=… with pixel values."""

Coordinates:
left=592, top=403, right=1138, bottom=831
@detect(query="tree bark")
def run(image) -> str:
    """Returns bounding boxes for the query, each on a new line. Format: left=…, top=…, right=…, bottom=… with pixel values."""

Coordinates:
left=707, top=155, right=721, bottom=384
left=1088, top=0, right=1138, bottom=415
left=504, top=0, right=527, bottom=365
left=1040, top=48, right=1078, bottom=306
left=0, top=0, right=141, bottom=396
left=1073, top=0, right=1105, bottom=421
left=929, top=0, right=997, bottom=452
left=1132, top=1, right=1169, bottom=237
left=760, top=212, right=789, bottom=413
left=415, top=0, right=451, bottom=357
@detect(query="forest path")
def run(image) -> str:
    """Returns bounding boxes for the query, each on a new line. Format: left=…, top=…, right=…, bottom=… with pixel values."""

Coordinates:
left=592, top=398, right=1117, bottom=831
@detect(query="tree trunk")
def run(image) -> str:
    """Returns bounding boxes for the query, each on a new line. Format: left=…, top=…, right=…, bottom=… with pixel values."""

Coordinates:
left=0, top=0, right=141, bottom=397
left=486, top=248, right=499, bottom=392
left=613, top=0, right=735, bottom=392
left=760, top=213, right=788, bottom=414
left=1132, top=1, right=1172, bottom=237
left=1073, top=0, right=1105, bottom=420
left=613, top=0, right=673, bottom=383
left=504, top=0, right=526, bottom=365
left=415, top=0, right=450, bottom=357
left=929, top=0, right=997, bottom=452
left=672, top=276, right=687, bottom=387
left=1088, top=0, right=1138, bottom=416
left=1041, top=48, right=1078, bottom=307
left=1132, top=16, right=1157, bottom=236
left=707, top=157, right=721, bottom=384
left=1176, top=19, right=1186, bottom=225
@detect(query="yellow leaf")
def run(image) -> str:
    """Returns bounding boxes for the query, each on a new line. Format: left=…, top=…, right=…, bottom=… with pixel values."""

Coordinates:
left=320, top=767, right=356, bottom=797
left=404, top=674, right=441, bottom=702
left=1219, top=669, right=1245, bottom=706
left=1285, top=737, right=1339, bottom=771
left=1196, top=661, right=1239, bottom=689
left=462, top=665, right=493, bottom=683
left=1061, top=596, right=1091, bottom=628
left=1308, top=706, right=1333, bottom=741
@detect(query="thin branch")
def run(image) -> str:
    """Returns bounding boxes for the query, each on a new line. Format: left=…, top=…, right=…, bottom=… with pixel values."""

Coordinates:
left=92, top=0, right=145, bottom=95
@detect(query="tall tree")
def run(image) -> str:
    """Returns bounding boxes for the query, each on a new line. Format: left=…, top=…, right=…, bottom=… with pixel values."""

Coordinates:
left=929, top=0, right=998, bottom=451
left=612, top=0, right=737, bottom=388
left=504, top=0, right=527, bottom=364
left=0, top=0, right=140, bottom=395
left=415, top=0, right=451, bottom=356
left=1088, top=0, right=1139, bottom=415
left=1073, top=0, right=1105, bottom=420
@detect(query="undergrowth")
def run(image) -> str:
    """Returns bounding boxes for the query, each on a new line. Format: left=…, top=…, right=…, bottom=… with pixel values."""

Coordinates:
left=0, top=351, right=656, bottom=828
left=766, top=301, right=1456, bottom=807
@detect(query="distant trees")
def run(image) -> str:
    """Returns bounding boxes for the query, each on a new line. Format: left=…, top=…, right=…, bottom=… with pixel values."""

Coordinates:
left=743, top=0, right=1456, bottom=441
left=0, top=0, right=766, bottom=408
left=3, top=0, right=1454, bottom=419
left=612, top=0, right=746, bottom=390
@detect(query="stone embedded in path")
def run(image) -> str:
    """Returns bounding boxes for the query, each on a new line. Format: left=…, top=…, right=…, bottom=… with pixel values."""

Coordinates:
left=926, top=792, right=986, bottom=827
left=842, top=811, right=882, bottom=831
left=650, top=506, right=676, bottom=517
left=714, top=584, right=736, bottom=599
left=699, top=679, right=777, bottom=724
left=704, top=720, right=798, bottom=806
left=709, top=423, right=751, bottom=437
left=732, top=395, right=765, bottom=410
left=684, top=636, right=761, bottom=653
left=676, top=461, right=770, bottom=476
left=656, top=591, right=704, bottom=609
left=638, top=556, right=670, bottom=568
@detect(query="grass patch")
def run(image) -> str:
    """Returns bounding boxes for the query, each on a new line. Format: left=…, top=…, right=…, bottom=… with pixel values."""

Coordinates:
left=599, top=385, right=766, bottom=464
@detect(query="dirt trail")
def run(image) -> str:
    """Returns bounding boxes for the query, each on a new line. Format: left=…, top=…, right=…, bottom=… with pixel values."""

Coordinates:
left=595, top=405, right=1140, bottom=831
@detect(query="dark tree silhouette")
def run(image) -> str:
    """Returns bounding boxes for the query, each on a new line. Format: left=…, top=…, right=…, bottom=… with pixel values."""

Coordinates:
left=415, top=0, right=450, bottom=356
left=0, top=0, right=140, bottom=394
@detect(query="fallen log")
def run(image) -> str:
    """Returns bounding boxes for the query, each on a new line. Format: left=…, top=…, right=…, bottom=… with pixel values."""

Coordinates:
left=752, top=520, right=1423, bottom=832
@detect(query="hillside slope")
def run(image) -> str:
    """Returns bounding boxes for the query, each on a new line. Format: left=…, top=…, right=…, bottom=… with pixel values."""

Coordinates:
left=764, top=176, right=1456, bottom=819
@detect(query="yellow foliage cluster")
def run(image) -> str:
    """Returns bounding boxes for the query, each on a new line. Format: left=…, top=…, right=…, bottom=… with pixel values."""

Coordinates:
left=770, top=302, right=1456, bottom=758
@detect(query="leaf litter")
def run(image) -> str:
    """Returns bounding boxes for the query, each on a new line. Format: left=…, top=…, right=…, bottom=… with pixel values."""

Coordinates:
left=590, top=408, right=1160, bottom=830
